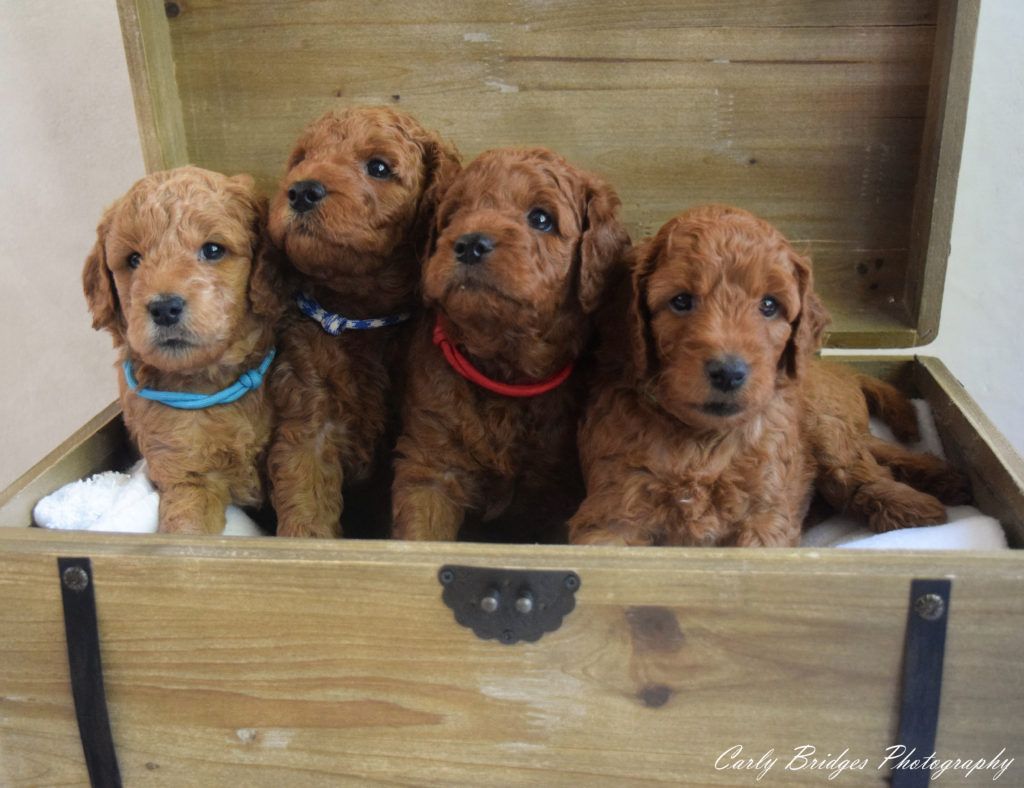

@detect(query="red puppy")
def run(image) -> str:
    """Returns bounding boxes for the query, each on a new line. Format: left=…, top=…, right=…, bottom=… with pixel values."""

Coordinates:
left=265, top=105, right=460, bottom=538
left=568, top=205, right=968, bottom=546
left=391, top=148, right=631, bottom=542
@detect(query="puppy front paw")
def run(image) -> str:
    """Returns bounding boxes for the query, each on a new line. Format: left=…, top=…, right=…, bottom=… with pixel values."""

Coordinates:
left=391, top=485, right=465, bottom=541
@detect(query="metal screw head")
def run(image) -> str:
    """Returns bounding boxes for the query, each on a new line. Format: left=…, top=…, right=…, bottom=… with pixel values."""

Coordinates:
left=515, top=595, right=534, bottom=615
left=62, top=566, right=90, bottom=592
left=439, top=569, right=455, bottom=585
left=480, top=593, right=500, bottom=613
left=914, top=593, right=946, bottom=622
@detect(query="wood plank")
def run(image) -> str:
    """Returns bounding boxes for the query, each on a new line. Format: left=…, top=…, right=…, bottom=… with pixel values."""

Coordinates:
left=149, top=0, right=940, bottom=346
left=0, top=534, right=1020, bottom=786
left=916, top=356, right=1024, bottom=546
left=115, top=0, right=189, bottom=171
left=904, top=0, right=980, bottom=344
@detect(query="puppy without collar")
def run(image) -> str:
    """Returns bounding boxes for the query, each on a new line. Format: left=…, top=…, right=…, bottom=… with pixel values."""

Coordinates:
left=568, top=205, right=968, bottom=546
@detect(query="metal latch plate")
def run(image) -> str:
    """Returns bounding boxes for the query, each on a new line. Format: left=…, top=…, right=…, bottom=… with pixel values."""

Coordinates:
left=438, top=564, right=580, bottom=645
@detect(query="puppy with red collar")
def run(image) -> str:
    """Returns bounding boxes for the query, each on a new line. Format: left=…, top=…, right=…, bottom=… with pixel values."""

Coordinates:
left=391, top=148, right=630, bottom=542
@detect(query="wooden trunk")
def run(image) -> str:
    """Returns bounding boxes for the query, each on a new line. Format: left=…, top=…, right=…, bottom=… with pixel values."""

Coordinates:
left=3, top=2, right=1024, bottom=785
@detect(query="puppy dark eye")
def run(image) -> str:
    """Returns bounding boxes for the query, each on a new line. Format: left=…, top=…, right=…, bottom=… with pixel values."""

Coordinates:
left=200, top=242, right=227, bottom=262
left=527, top=208, right=555, bottom=232
left=127, top=252, right=142, bottom=270
left=669, top=293, right=695, bottom=314
left=760, top=296, right=780, bottom=318
left=366, top=159, right=393, bottom=179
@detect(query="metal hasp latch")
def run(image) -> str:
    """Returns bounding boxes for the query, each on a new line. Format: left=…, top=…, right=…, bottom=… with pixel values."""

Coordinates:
left=58, top=557, right=123, bottom=788
left=890, top=578, right=952, bottom=788
left=438, top=565, right=580, bottom=645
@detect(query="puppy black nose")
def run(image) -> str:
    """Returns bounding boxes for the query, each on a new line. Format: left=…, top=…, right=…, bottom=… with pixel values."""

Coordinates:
left=705, top=356, right=749, bottom=393
left=148, top=295, right=185, bottom=327
left=287, top=180, right=327, bottom=213
left=453, top=233, right=495, bottom=265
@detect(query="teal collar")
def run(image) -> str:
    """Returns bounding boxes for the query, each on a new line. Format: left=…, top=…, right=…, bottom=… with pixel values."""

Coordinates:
left=122, top=348, right=275, bottom=409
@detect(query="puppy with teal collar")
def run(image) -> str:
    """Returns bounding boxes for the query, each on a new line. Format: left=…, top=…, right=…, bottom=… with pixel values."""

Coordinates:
left=82, top=166, right=284, bottom=534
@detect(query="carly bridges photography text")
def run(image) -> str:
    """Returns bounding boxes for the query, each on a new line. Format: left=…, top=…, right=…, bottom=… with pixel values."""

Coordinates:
left=715, top=744, right=1014, bottom=782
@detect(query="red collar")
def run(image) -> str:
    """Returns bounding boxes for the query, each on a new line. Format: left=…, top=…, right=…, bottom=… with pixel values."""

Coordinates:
left=432, top=316, right=574, bottom=398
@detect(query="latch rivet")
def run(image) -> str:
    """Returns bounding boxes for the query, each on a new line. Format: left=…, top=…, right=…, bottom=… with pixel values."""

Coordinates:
left=480, top=592, right=500, bottom=613
left=62, top=566, right=90, bottom=592
left=914, top=593, right=946, bottom=621
left=439, top=564, right=580, bottom=644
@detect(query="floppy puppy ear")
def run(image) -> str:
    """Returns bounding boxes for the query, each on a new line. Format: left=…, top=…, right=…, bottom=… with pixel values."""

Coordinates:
left=782, top=249, right=830, bottom=380
left=226, top=175, right=286, bottom=321
left=82, top=207, right=126, bottom=346
left=412, top=132, right=462, bottom=255
left=420, top=135, right=462, bottom=218
left=248, top=232, right=288, bottom=323
left=628, top=239, right=659, bottom=383
left=578, top=174, right=631, bottom=314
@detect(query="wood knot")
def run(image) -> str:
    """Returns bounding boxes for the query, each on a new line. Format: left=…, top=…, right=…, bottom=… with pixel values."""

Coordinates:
left=637, top=684, right=674, bottom=708
left=625, top=606, right=685, bottom=653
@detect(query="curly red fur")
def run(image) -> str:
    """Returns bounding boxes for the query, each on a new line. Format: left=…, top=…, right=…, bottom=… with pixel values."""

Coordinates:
left=391, top=148, right=631, bottom=542
left=82, top=166, right=284, bottom=534
left=264, top=105, right=461, bottom=538
left=568, top=205, right=968, bottom=546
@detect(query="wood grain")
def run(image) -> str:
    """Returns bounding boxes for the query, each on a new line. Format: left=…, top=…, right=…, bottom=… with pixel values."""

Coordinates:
left=111, top=0, right=955, bottom=347
left=115, top=0, right=189, bottom=171
left=0, top=532, right=1022, bottom=786
left=904, top=1, right=979, bottom=344
left=915, top=355, right=1024, bottom=546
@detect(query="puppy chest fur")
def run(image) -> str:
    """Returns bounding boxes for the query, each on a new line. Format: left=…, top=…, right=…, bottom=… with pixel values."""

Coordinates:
left=576, top=384, right=812, bottom=546
left=269, top=317, right=406, bottom=481
left=122, top=389, right=272, bottom=508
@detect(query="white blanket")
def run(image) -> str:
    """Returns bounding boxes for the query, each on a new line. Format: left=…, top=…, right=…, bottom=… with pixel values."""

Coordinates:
left=33, top=460, right=264, bottom=536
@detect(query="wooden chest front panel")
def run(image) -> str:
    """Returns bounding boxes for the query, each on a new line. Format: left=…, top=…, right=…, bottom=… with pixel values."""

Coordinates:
left=1, top=533, right=1021, bottom=786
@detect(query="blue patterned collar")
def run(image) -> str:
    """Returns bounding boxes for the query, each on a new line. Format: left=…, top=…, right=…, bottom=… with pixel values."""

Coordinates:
left=122, top=348, right=275, bottom=409
left=295, top=292, right=412, bottom=335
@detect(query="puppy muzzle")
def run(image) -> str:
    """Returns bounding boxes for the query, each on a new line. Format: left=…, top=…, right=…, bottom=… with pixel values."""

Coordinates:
left=453, top=232, right=495, bottom=266
left=147, top=294, right=186, bottom=328
left=287, top=180, right=328, bottom=214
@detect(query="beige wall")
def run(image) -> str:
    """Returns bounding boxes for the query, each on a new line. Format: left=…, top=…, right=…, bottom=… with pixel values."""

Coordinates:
left=1, top=2, right=144, bottom=490
left=2, top=2, right=1022, bottom=493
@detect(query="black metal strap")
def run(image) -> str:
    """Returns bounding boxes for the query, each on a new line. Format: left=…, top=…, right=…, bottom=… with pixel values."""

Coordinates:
left=891, top=578, right=952, bottom=788
left=58, top=557, right=123, bottom=788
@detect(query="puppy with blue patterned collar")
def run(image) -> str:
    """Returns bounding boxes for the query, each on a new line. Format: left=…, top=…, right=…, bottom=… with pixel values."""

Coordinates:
left=82, top=166, right=285, bottom=534
left=264, top=105, right=461, bottom=538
